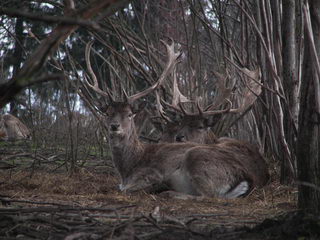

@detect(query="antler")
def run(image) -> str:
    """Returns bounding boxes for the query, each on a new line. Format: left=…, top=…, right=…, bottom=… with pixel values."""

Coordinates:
left=229, top=67, right=262, bottom=113
left=172, top=71, right=232, bottom=117
left=205, top=71, right=233, bottom=111
left=171, top=68, right=191, bottom=107
left=160, top=67, right=194, bottom=117
left=197, top=98, right=232, bottom=117
left=85, top=41, right=115, bottom=102
left=155, top=90, right=172, bottom=123
left=127, top=40, right=181, bottom=104
left=85, top=40, right=181, bottom=104
left=158, top=66, right=261, bottom=121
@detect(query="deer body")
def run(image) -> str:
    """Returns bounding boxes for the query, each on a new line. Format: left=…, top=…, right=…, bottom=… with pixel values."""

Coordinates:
left=158, top=117, right=269, bottom=190
left=0, top=114, right=31, bottom=141
left=153, top=69, right=270, bottom=192
left=104, top=103, right=253, bottom=198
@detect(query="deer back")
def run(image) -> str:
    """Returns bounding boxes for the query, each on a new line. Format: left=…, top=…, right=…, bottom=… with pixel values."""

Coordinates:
left=215, top=139, right=270, bottom=187
left=182, top=145, right=253, bottom=197
left=0, top=114, right=31, bottom=141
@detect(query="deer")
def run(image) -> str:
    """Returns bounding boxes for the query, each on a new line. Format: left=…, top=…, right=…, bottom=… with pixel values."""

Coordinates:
left=152, top=69, right=261, bottom=143
left=84, top=40, right=266, bottom=199
left=151, top=68, right=270, bottom=190
left=0, top=114, right=31, bottom=141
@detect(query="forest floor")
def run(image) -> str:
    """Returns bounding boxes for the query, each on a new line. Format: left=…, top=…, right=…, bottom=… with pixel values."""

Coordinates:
left=0, top=141, right=319, bottom=240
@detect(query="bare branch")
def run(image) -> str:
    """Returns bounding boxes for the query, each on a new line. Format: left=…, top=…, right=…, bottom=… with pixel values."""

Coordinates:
left=0, top=7, right=102, bottom=31
left=0, top=0, right=130, bottom=108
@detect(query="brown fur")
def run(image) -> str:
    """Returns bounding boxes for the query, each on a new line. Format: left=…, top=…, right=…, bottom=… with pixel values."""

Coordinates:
left=0, top=114, right=31, bottom=141
left=0, top=130, right=6, bottom=139
left=104, top=102, right=261, bottom=198
left=174, top=116, right=219, bottom=144
left=157, top=115, right=269, bottom=190
left=183, top=146, right=250, bottom=197
left=215, top=139, right=269, bottom=187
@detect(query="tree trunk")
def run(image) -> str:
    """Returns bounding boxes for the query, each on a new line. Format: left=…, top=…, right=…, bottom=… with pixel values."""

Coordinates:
left=297, top=0, right=320, bottom=213
left=281, top=0, right=297, bottom=184
left=10, top=16, right=25, bottom=114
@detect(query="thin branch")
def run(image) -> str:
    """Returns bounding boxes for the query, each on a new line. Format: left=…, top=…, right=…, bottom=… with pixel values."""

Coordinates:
left=0, top=0, right=130, bottom=108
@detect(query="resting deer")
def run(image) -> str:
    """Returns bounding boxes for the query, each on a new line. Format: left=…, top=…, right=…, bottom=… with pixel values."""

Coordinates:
left=85, top=41, right=266, bottom=199
left=0, top=114, right=31, bottom=141
left=151, top=68, right=269, bottom=189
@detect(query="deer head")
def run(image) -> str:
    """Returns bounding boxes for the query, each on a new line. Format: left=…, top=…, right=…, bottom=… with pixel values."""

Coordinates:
left=84, top=40, right=181, bottom=145
left=155, top=68, right=262, bottom=144
left=154, top=70, right=232, bottom=143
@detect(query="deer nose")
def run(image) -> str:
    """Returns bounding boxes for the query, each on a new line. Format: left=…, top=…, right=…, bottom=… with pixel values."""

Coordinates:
left=176, top=135, right=185, bottom=142
left=110, top=123, right=120, bottom=131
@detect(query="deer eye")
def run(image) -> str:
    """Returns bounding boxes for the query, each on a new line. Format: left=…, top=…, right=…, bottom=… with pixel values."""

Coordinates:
left=128, top=113, right=133, bottom=118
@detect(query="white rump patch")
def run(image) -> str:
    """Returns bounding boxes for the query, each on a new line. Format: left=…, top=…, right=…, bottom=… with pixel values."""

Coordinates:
left=225, top=181, right=249, bottom=199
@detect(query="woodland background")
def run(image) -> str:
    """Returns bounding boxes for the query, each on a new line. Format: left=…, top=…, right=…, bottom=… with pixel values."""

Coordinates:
left=0, top=0, right=320, bottom=239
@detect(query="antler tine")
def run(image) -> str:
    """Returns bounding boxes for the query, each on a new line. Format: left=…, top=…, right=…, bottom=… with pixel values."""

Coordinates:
left=171, top=68, right=191, bottom=108
left=121, top=86, right=129, bottom=102
left=206, top=71, right=232, bottom=110
left=161, top=98, right=183, bottom=113
left=155, top=90, right=172, bottom=123
left=128, top=40, right=181, bottom=104
left=178, top=101, right=193, bottom=116
left=196, top=98, right=204, bottom=117
left=229, top=67, right=262, bottom=113
left=160, top=64, right=193, bottom=118
left=202, top=99, right=232, bottom=117
left=85, top=41, right=114, bottom=102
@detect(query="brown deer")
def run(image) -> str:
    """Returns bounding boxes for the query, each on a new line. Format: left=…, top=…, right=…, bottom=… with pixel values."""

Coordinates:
left=85, top=41, right=265, bottom=199
left=0, top=114, right=31, bottom=141
left=154, top=69, right=262, bottom=143
left=151, top=68, right=269, bottom=190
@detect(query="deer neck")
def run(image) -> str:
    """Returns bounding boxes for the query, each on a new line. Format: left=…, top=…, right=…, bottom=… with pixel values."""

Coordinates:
left=109, top=127, right=144, bottom=182
left=205, top=129, right=219, bottom=144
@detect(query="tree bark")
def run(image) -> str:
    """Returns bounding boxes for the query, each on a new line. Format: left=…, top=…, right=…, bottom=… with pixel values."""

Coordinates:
left=297, top=0, right=320, bottom=213
left=281, top=0, right=297, bottom=184
left=10, top=16, right=25, bottom=115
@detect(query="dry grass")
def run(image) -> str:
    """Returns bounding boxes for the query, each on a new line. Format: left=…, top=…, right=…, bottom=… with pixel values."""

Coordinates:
left=0, top=144, right=301, bottom=240
left=0, top=167, right=297, bottom=228
left=0, top=141, right=299, bottom=239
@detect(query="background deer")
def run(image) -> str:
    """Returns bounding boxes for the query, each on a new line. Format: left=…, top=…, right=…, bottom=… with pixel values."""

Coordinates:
left=0, top=114, right=31, bottom=141
left=85, top=40, right=268, bottom=199
left=151, top=68, right=269, bottom=190
left=153, top=69, right=262, bottom=143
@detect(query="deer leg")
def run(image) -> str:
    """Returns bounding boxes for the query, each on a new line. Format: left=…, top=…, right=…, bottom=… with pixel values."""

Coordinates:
left=158, top=190, right=205, bottom=200
left=224, top=181, right=249, bottom=198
